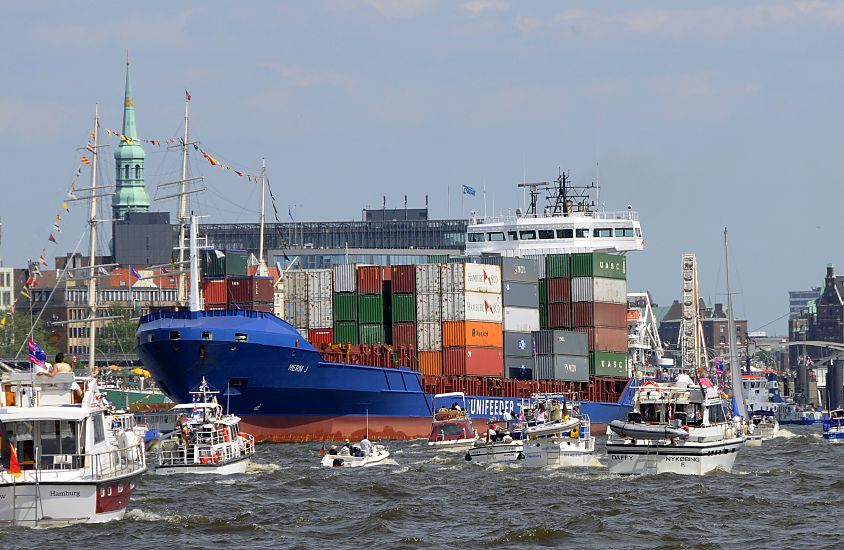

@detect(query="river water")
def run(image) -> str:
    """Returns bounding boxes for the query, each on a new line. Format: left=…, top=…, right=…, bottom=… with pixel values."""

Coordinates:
left=2, top=426, right=841, bottom=549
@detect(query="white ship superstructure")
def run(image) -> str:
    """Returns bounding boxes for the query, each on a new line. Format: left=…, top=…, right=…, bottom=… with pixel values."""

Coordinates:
left=465, top=173, right=644, bottom=257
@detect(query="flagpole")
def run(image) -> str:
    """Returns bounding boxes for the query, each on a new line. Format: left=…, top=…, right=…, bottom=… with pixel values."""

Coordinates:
left=257, top=158, right=268, bottom=276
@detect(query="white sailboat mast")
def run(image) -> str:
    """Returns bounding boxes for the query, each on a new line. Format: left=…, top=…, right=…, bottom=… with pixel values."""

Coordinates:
left=257, top=158, right=268, bottom=276
left=177, top=95, right=190, bottom=305
left=189, top=214, right=201, bottom=311
left=725, top=227, right=746, bottom=417
left=87, top=105, right=100, bottom=374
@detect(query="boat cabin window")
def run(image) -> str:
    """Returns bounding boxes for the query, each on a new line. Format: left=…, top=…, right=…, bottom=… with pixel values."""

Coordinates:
left=169, top=331, right=181, bottom=340
left=467, top=232, right=486, bottom=243
left=615, top=227, right=635, bottom=237
left=594, top=228, right=613, bottom=237
left=519, top=230, right=537, bottom=240
left=675, top=403, right=703, bottom=426
left=639, top=403, right=662, bottom=422
left=508, top=231, right=519, bottom=241
left=575, top=229, right=589, bottom=238
left=635, top=228, right=642, bottom=237
left=538, top=230, right=554, bottom=240
left=235, top=333, right=248, bottom=343
left=556, top=229, right=574, bottom=239
left=92, top=412, right=105, bottom=444
left=706, top=405, right=727, bottom=424
left=487, top=232, right=505, bottom=242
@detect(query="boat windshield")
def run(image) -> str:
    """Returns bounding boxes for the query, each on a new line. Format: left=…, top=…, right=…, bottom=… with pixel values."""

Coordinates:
left=1, top=419, right=82, bottom=470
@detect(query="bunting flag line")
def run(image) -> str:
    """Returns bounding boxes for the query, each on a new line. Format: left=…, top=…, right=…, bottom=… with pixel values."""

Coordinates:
left=48, top=234, right=57, bottom=243
left=81, top=155, right=91, bottom=166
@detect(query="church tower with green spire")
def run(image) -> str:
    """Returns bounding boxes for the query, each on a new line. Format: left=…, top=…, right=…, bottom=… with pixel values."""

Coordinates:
left=112, top=58, right=150, bottom=220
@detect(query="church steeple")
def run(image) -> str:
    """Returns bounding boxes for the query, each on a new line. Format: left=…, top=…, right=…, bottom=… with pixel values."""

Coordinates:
left=112, top=55, right=150, bottom=221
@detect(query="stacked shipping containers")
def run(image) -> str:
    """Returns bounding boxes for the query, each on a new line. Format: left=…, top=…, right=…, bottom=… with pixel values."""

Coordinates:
left=357, top=266, right=385, bottom=344
left=416, top=264, right=443, bottom=376
left=441, top=263, right=503, bottom=377
left=306, top=269, right=333, bottom=343
left=390, top=265, right=417, bottom=369
left=482, top=257, right=540, bottom=380
left=569, top=253, right=629, bottom=378
left=283, top=270, right=310, bottom=338
left=531, top=329, right=589, bottom=381
left=332, top=265, right=358, bottom=344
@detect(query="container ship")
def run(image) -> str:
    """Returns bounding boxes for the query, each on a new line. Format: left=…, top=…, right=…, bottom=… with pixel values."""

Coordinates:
left=137, top=174, right=647, bottom=441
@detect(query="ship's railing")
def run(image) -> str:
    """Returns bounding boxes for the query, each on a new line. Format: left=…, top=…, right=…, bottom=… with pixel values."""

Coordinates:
left=472, top=210, right=639, bottom=224
left=158, top=437, right=252, bottom=466
left=0, top=441, right=147, bottom=482
left=140, top=308, right=276, bottom=324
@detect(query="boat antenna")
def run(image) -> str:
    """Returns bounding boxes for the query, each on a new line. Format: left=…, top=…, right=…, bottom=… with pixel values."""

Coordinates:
left=366, top=408, right=369, bottom=439
left=257, top=158, right=268, bottom=276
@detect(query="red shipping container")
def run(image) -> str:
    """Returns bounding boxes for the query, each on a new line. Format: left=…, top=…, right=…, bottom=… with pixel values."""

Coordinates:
left=574, top=327, right=628, bottom=352
left=418, top=351, right=443, bottom=376
left=202, top=278, right=227, bottom=306
left=392, top=322, right=417, bottom=348
left=443, top=347, right=504, bottom=377
left=357, top=266, right=383, bottom=295
left=308, top=328, right=333, bottom=345
left=390, top=265, right=416, bottom=294
left=548, top=302, right=571, bottom=329
left=227, top=276, right=275, bottom=303
left=546, top=277, right=571, bottom=303
left=572, top=302, right=628, bottom=328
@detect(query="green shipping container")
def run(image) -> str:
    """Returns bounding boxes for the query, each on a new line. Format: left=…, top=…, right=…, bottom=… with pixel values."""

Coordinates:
left=359, top=323, right=385, bottom=344
left=225, top=250, right=249, bottom=276
left=391, top=293, right=416, bottom=323
left=589, top=351, right=628, bottom=378
left=539, top=306, right=548, bottom=330
left=545, top=254, right=571, bottom=278
left=538, top=278, right=547, bottom=305
left=201, top=249, right=225, bottom=277
left=333, top=292, right=358, bottom=321
left=358, top=294, right=384, bottom=324
left=427, top=255, right=449, bottom=264
left=333, top=321, right=359, bottom=344
left=570, top=252, right=627, bottom=280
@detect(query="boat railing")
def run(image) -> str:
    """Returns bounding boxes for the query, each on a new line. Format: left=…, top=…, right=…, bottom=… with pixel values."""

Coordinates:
left=158, top=437, right=250, bottom=466
left=472, top=210, right=639, bottom=225
left=1, top=441, right=147, bottom=482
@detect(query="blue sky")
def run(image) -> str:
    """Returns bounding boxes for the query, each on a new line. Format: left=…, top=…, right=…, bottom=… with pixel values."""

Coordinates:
left=2, top=1, right=844, bottom=334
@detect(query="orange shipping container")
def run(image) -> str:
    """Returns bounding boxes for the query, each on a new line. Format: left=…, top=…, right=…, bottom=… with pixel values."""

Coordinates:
left=418, top=350, right=443, bottom=376
left=442, top=321, right=503, bottom=348
left=443, top=347, right=504, bottom=377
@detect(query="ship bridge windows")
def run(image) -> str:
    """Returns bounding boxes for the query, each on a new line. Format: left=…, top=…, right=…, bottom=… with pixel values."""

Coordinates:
left=594, top=228, right=613, bottom=237
left=538, top=230, right=554, bottom=240
left=575, top=229, right=589, bottom=238
left=508, top=231, right=518, bottom=241
left=519, top=230, right=536, bottom=240
left=635, top=228, right=642, bottom=237
left=487, top=232, right=505, bottom=242
left=615, top=227, right=636, bottom=237
left=556, top=229, right=574, bottom=239
left=467, top=232, right=486, bottom=243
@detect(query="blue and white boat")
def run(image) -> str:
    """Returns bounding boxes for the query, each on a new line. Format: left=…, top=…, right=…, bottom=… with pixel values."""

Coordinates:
left=822, top=409, right=844, bottom=443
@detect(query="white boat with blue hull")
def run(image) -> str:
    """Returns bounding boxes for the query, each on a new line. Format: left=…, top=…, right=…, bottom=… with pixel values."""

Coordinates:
left=823, top=409, right=844, bottom=444
left=606, top=378, right=744, bottom=475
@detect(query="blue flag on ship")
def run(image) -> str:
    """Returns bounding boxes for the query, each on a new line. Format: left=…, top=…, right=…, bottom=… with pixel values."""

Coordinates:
left=462, top=185, right=476, bottom=196
left=27, top=338, right=47, bottom=368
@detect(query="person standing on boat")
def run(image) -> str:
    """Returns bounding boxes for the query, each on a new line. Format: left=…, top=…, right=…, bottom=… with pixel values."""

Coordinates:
left=360, top=434, right=372, bottom=457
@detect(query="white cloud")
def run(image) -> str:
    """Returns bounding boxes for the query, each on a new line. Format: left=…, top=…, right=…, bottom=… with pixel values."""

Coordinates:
left=463, top=0, right=510, bottom=14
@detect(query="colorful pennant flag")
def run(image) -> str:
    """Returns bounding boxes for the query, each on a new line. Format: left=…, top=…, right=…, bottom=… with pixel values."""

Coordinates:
left=48, top=234, right=57, bottom=243
left=81, top=156, right=91, bottom=165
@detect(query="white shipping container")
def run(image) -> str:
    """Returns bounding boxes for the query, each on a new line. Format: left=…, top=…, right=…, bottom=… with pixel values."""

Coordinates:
left=503, top=306, right=540, bottom=332
left=286, top=271, right=309, bottom=301
left=416, top=292, right=442, bottom=322
left=307, top=298, right=333, bottom=329
left=307, top=269, right=333, bottom=300
left=441, top=291, right=503, bottom=323
left=441, top=263, right=502, bottom=294
left=283, top=300, right=309, bottom=328
left=417, top=321, right=443, bottom=351
left=571, top=277, right=628, bottom=304
left=333, top=264, right=358, bottom=293
left=273, top=289, right=284, bottom=318
left=415, top=264, right=442, bottom=293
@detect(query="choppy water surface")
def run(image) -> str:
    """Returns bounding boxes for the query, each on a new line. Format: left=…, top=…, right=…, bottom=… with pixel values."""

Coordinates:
left=3, top=426, right=842, bottom=549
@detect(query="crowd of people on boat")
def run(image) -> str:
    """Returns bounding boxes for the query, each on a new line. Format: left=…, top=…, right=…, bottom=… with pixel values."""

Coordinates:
left=325, top=435, right=373, bottom=466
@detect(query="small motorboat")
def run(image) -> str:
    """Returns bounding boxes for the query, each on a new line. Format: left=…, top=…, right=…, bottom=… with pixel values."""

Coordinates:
left=608, top=420, right=690, bottom=441
left=522, top=410, right=595, bottom=468
left=153, top=378, right=255, bottom=475
left=750, top=410, right=779, bottom=441
left=823, top=409, right=844, bottom=444
left=321, top=441, right=390, bottom=468
left=428, top=392, right=477, bottom=449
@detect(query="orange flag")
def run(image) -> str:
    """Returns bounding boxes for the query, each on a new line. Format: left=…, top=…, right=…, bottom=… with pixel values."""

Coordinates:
left=8, top=442, right=22, bottom=478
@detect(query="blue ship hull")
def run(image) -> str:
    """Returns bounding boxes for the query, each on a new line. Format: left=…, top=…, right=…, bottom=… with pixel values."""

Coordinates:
left=136, top=310, right=631, bottom=441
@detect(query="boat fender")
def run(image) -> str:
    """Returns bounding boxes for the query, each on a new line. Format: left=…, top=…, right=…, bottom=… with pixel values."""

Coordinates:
left=517, top=452, right=525, bottom=460
left=570, top=428, right=578, bottom=439
left=464, top=452, right=472, bottom=462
